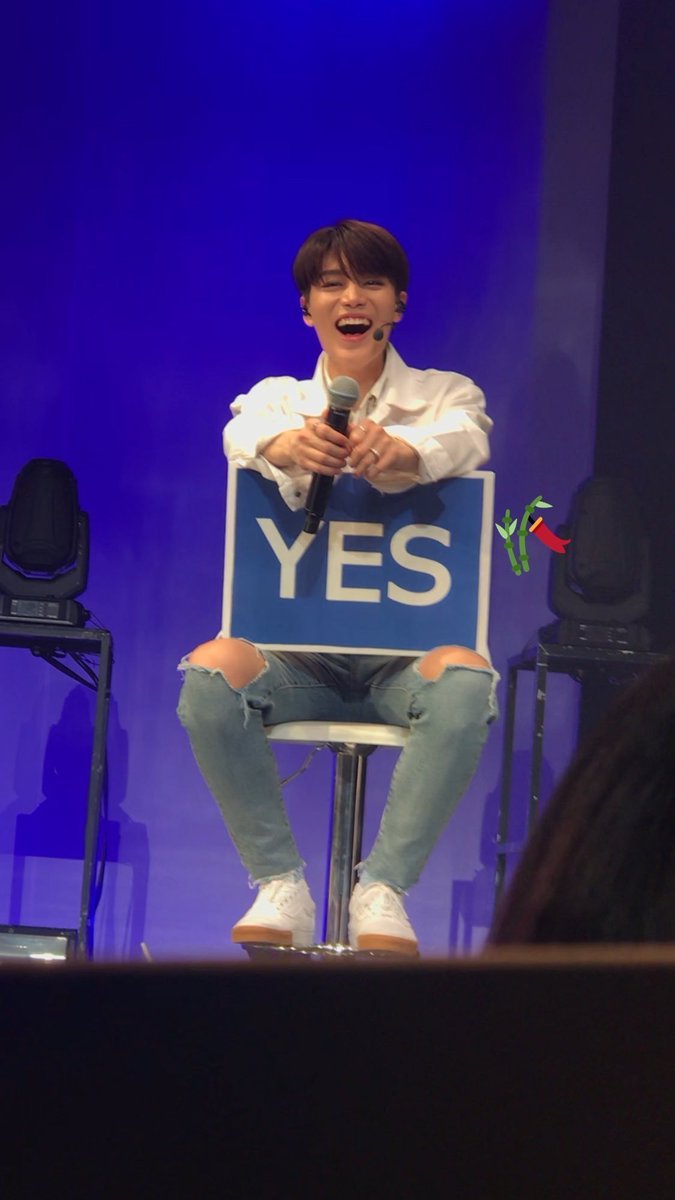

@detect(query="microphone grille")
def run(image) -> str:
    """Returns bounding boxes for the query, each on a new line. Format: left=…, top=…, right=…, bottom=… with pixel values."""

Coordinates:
left=328, top=375, right=360, bottom=409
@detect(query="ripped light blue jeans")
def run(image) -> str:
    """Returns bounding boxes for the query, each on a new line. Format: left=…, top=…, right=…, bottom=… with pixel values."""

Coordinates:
left=177, top=650, right=498, bottom=892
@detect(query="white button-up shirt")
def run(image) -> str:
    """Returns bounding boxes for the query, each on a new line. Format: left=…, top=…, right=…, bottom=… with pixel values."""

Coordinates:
left=224, top=345, right=492, bottom=511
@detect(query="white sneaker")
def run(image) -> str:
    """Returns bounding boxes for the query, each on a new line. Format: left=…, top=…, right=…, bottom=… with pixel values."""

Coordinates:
left=349, top=881, right=419, bottom=956
left=231, top=875, right=316, bottom=947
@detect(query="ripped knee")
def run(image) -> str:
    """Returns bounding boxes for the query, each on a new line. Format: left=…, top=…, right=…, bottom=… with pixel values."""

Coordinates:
left=186, top=637, right=265, bottom=688
left=418, top=644, right=491, bottom=681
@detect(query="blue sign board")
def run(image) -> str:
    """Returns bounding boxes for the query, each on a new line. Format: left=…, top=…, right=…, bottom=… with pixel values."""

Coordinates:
left=222, top=469, right=493, bottom=656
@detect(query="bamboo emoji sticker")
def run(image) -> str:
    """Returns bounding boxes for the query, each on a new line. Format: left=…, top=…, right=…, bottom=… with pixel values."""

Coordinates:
left=496, top=495, right=571, bottom=575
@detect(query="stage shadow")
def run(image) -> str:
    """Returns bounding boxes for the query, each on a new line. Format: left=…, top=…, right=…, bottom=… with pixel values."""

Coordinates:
left=3, top=686, right=148, bottom=956
left=449, top=751, right=556, bottom=952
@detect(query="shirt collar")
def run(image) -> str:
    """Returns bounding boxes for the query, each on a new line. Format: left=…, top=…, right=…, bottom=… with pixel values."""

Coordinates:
left=313, top=344, right=406, bottom=411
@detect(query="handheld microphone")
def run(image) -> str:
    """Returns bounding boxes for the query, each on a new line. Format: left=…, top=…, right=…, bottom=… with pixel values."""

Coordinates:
left=373, top=322, right=396, bottom=342
left=303, top=375, right=360, bottom=534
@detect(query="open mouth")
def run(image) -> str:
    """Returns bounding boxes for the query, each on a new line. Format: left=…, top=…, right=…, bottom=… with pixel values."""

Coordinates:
left=336, top=316, right=372, bottom=340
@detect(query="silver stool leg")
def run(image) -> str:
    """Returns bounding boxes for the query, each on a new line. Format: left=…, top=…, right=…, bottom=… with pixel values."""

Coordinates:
left=323, top=748, right=368, bottom=945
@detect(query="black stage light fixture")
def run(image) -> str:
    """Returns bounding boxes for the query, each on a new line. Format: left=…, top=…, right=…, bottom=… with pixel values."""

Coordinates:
left=0, top=459, right=90, bottom=626
left=540, top=476, right=651, bottom=650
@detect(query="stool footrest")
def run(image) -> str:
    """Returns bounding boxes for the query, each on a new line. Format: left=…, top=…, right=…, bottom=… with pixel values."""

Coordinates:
left=240, top=941, right=409, bottom=961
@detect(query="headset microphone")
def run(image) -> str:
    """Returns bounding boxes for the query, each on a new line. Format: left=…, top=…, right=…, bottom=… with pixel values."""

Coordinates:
left=373, top=322, right=396, bottom=342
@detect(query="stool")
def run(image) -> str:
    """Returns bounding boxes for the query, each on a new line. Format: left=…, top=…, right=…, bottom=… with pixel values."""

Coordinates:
left=495, top=640, right=666, bottom=906
left=263, top=721, right=409, bottom=951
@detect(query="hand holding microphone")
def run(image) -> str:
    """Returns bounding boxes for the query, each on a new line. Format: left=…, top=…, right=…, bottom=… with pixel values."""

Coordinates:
left=303, top=376, right=360, bottom=533
left=348, top=418, right=420, bottom=480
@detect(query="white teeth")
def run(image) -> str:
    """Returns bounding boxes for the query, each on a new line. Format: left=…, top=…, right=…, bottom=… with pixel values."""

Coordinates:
left=337, top=318, right=371, bottom=328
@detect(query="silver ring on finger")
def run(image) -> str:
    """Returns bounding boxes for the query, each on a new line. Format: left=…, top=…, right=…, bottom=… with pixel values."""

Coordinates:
left=369, top=447, right=381, bottom=461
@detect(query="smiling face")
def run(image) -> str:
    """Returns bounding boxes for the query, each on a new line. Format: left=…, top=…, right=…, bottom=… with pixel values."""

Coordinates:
left=302, top=255, right=406, bottom=388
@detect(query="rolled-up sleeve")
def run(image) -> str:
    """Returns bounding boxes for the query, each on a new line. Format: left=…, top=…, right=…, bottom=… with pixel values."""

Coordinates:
left=371, top=372, right=492, bottom=492
left=390, top=406, right=491, bottom=484
left=223, top=376, right=318, bottom=509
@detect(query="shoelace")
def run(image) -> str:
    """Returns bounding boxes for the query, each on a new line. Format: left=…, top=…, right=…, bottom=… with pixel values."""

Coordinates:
left=260, top=877, right=306, bottom=911
left=359, top=885, right=407, bottom=920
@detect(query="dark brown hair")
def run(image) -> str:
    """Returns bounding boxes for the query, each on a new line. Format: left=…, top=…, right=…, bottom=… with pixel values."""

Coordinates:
left=292, top=219, right=409, bottom=298
left=490, top=656, right=675, bottom=944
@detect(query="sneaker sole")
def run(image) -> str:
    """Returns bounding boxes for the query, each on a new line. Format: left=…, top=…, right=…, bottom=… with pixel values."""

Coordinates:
left=355, top=933, right=419, bottom=956
left=231, top=924, right=293, bottom=945
left=231, top=924, right=318, bottom=946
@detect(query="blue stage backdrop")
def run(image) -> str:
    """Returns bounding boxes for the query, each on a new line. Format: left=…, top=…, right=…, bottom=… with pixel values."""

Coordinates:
left=0, top=0, right=618, bottom=956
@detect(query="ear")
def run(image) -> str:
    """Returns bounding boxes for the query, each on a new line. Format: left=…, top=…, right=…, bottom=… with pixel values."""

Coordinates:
left=300, top=296, right=313, bottom=326
left=394, top=291, right=408, bottom=321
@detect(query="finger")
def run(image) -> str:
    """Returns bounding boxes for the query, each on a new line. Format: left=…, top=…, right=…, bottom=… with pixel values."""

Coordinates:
left=306, top=413, right=349, bottom=444
left=351, top=442, right=389, bottom=478
left=299, top=450, right=345, bottom=475
left=348, top=424, right=375, bottom=457
left=317, top=424, right=351, bottom=451
left=301, top=422, right=349, bottom=458
left=304, top=431, right=351, bottom=474
left=348, top=441, right=373, bottom=474
left=347, top=422, right=369, bottom=452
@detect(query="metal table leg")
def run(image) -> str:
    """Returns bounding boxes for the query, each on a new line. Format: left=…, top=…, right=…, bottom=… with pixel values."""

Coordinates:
left=78, top=630, right=113, bottom=957
left=495, top=663, right=519, bottom=904
left=529, top=647, right=549, bottom=829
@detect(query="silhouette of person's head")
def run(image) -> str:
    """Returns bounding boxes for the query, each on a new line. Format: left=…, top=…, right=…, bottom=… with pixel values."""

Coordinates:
left=490, top=657, right=675, bottom=944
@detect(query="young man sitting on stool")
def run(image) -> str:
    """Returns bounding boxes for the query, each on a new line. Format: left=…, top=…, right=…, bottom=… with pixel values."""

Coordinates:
left=178, top=218, right=497, bottom=955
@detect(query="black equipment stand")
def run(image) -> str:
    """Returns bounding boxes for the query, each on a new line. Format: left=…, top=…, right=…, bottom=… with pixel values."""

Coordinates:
left=495, top=640, right=666, bottom=906
left=0, top=621, right=113, bottom=958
